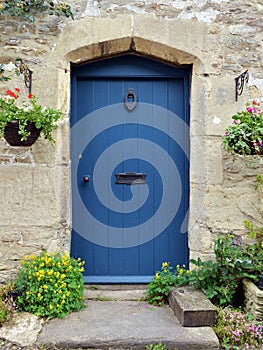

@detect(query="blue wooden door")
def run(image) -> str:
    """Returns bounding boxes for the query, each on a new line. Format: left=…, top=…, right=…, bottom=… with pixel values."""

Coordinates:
left=71, top=55, right=190, bottom=283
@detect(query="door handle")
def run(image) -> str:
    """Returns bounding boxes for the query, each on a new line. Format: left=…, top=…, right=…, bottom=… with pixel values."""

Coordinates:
left=83, top=175, right=90, bottom=183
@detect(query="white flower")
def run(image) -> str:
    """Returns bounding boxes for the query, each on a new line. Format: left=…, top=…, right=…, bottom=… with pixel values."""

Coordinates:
left=3, top=62, right=16, bottom=72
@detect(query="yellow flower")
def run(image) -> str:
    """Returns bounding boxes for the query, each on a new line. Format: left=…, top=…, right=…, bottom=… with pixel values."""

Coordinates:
left=162, top=262, right=168, bottom=268
left=61, top=299, right=65, bottom=304
left=155, top=272, right=159, bottom=279
left=179, top=268, right=184, bottom=276
left=186, top=270, right=190, bottom=275
left=49, top=304, right=53, bottom=310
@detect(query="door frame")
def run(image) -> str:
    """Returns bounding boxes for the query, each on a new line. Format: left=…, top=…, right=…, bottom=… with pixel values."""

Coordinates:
left=70, top=54, right=192, bottom=282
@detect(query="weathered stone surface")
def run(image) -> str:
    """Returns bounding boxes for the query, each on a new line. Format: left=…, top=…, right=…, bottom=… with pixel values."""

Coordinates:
left=168, top=286, right=217, bottom=327
left=243, top=279, right=263, bottom=321
left=0, top=312, right=44, bottom=346
left=37, top=300, right=219, bottom=349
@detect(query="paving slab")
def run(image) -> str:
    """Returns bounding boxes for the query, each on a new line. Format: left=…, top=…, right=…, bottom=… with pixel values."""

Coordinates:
left=37, top=300, right=220, bottom=350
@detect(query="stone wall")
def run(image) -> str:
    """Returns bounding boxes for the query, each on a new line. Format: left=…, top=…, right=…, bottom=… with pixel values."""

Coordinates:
left=0, top=0, right=262, bottom=281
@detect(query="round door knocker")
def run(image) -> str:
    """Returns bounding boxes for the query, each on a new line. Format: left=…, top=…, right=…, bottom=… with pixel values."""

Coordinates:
left=124, top=88, right=137, bottom=111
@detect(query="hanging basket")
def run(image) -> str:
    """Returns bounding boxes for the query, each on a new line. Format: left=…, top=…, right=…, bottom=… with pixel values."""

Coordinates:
left=4, top=121, right=41, bottom=147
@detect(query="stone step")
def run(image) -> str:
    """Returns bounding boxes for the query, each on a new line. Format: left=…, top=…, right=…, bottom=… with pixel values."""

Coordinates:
left=168, top=286, right=217, bottom=327
left=84, top=284, right=147, bottom=301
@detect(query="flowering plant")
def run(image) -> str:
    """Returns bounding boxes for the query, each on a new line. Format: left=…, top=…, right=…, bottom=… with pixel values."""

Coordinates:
left=0, top=62, right=19, bottom=82
left=214, top=307, right=263, bottom=349
left=222, top=100, right=263, bottom=155
left=0, top=0, right=73, bottom=22
left=0, top=88, right=63, bottom=145
left=15, top=251, right=85, bottom=319
left=145, top=262, right=178, bottom=305
left=0, top=282, right=17, bottom=326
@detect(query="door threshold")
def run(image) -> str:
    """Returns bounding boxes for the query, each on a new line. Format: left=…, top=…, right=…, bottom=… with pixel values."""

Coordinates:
left=84, top=276, right=153, bottom=284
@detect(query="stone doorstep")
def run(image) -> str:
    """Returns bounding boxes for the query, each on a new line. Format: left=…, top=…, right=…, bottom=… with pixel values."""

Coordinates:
left=84, top=285, right=147, bottom=301
left=168, top=286, right=217, bottom=327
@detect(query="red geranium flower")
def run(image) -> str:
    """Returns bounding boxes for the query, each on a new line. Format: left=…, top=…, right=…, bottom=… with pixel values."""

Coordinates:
left=6, top=89, right=18, bottom=99
left=28, top=93, right=33, bottom=99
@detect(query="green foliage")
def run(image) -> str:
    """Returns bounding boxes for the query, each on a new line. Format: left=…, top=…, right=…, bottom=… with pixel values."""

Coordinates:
left=15, top=251, right=85, bottom=319
left=0, top=0, right=73, bottom=22
left=145, top=262, right=178, bottom=305
left=213, top=307, right=263, bottom=349
left=245, top=220, right=263, bottom=248
left=188, top=234, right=260, bottom=306
left=222, top=100, right=263, bottom=155
left=0, top=88, right=63, bottom=145
left=146, top=343, right=168, bottom=350
left=146, top=233, right=263, bottom=308
left=0, top=283, right=17, bottom=326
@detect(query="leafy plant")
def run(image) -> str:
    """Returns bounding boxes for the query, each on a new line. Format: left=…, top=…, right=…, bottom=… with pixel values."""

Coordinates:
left=0, top=0, right=73, bottom=22
left=0, top=88, right=63, bottom=145
left=187, top=234, right=259, bottom=306
left=15, top=251, right=85, bottom=319
left=245, top=220, right=263, bottom=248
left=0, top=62, right=20, bottom=82
left=146, top=234, right=262, bottom=307
left=0, top=283, right=17, bottom=326
left=145, top=262, right=177, bottom=305
left=146, top=343, right=168, bottom=350
left=214, top=307, right=263, bottom=349
left=222, top=100, right=263, bottom=155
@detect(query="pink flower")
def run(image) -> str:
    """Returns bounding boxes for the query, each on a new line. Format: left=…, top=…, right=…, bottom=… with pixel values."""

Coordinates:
left=247, top=106, right=253, bottom=113
left=225, top=131, right=230, bottom=136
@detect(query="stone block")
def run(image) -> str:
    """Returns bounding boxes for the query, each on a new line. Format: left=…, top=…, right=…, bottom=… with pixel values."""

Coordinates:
left=168, top=286, right=217, bottom=327
left=243, top=278, right=263, bottom=320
